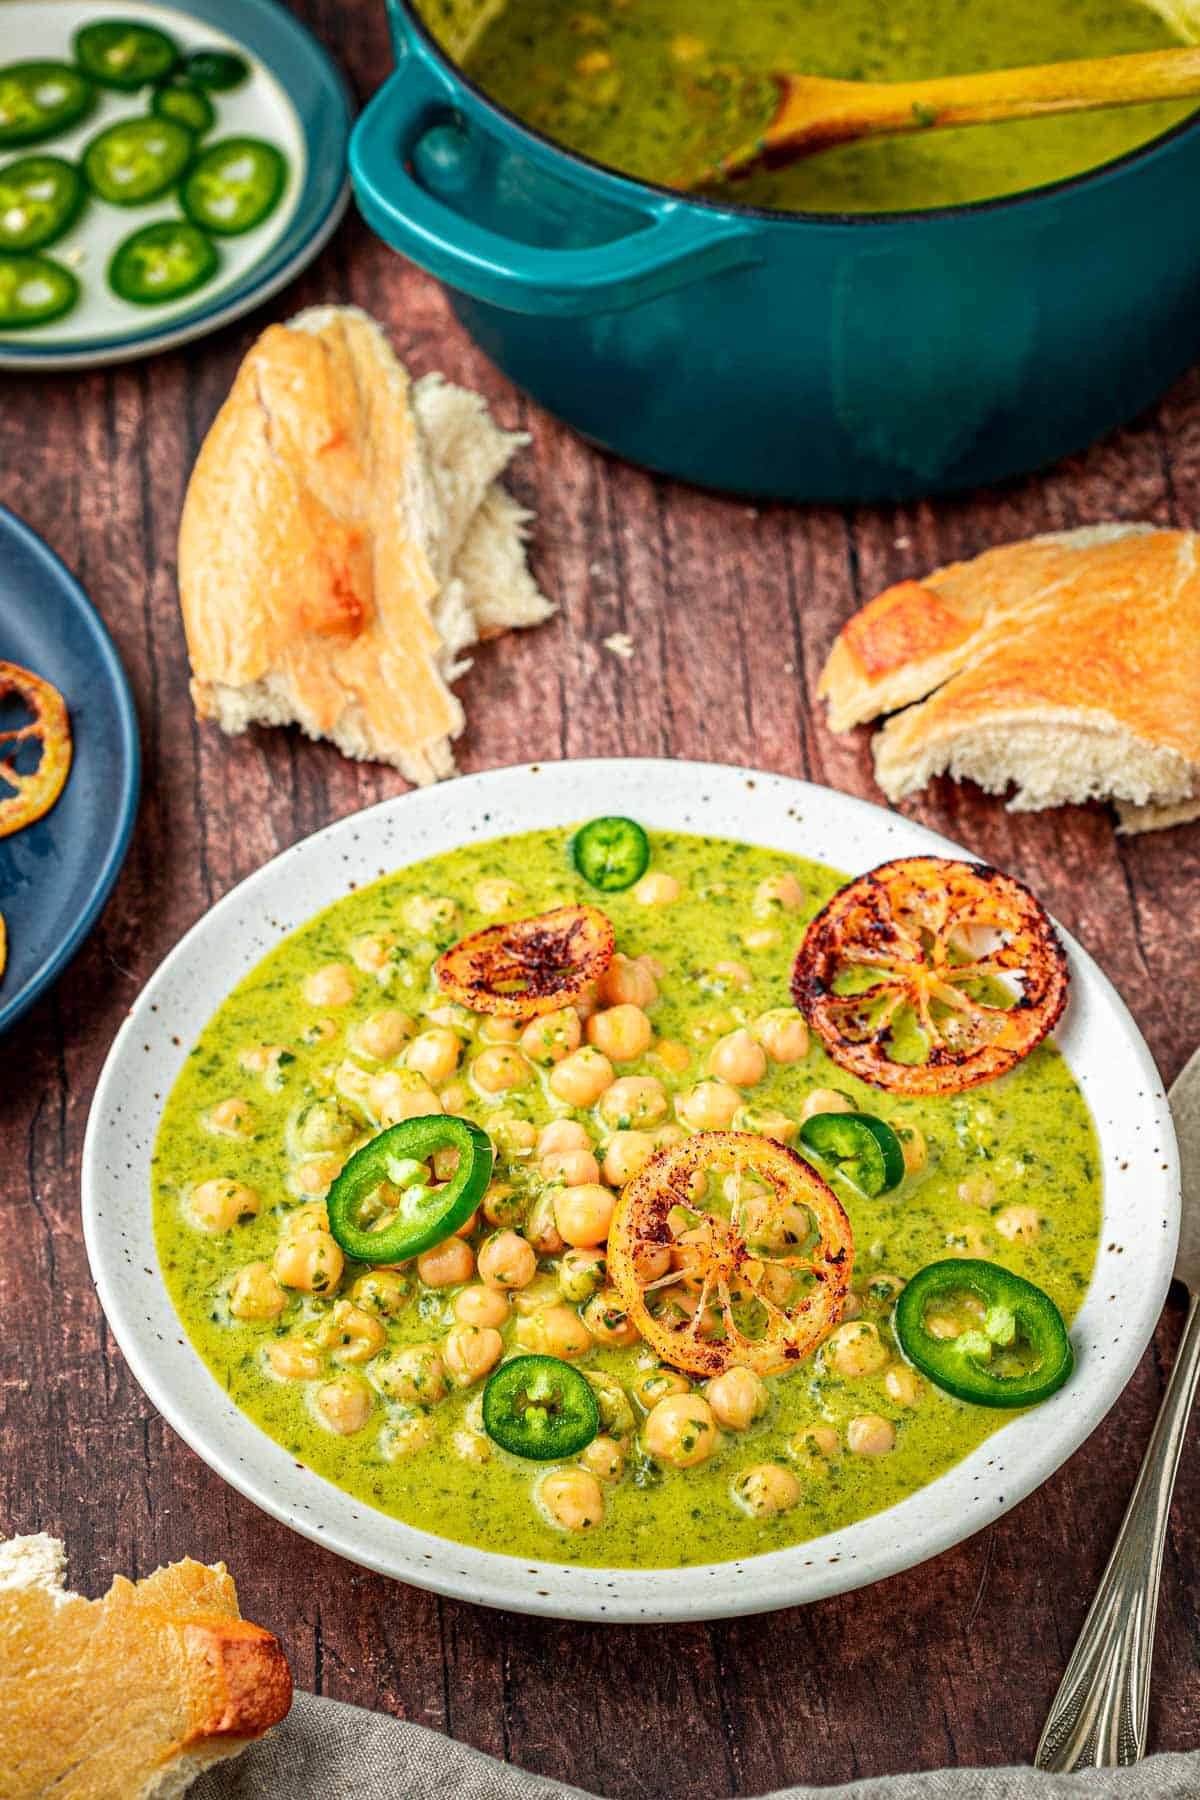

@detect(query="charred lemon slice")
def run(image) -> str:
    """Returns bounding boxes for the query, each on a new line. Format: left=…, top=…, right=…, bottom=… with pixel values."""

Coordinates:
left=791, top=856, right=1068, bottom=1096
left=0, top=660, right=72, bottom=838
left=436, top=904, right=615, bottom=1019
left=608, top=1131, right=853, bottom=1378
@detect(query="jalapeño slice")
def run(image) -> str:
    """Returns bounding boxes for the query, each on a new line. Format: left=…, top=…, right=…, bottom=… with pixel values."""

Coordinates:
left=894, top=1260, right=1074, bottom=1408
left=798, top=1111, right=905, bottom=1198
left=326, top=1115, right=493, bottom=1265
left=0, top=62, right=95, bottom=149
left=483, top=1355, right=599, bottom=1460
left=152, top=78, right=215, bottom=136
left=82, top=115, right=192, bottom=205
left=0, top=156, right=85, bottom=251
left=183, top=48, right=251, bottom=91
left=109, top=219, right=218, bottom=305
left=0, top=252, right=79, bottom=329
left=74, top=20, right=179, bottom=91
left=180, top=136, right=285, bottom=234
left=571, top=815, right=651, bottom=892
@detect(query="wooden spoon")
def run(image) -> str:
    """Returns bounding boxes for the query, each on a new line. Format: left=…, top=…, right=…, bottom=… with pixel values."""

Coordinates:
left=687, top=46, right=1200, bottom=187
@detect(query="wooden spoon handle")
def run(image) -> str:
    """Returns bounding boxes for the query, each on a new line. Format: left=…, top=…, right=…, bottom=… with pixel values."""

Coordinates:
left=774, top=46, right=1200, bottom=154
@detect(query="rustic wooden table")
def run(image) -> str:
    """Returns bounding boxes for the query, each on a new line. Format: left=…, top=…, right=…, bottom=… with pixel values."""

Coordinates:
left=2, top=4, right=1199, bottom=1792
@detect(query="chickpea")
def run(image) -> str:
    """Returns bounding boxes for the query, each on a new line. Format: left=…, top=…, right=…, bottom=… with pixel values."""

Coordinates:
left=733, top=1463, right=800, bottom=1517
left=520, top=1007, right=582, bottom=1065
left=897, top=1123, right=928, bottom=1176
left=453, top=1428, right=492, bottom=1464
left=282, top=1201, right=330, bottom=1237
left=957, top=1173, right=997, bottom=1208
left=415, top=1237, right=475, bottom=1289
left=208, top=1096, right=253, bottom=1137
left=598, top=952, right=658, bottom=1010
left=800, top=1088, right=856, bottom=1122
left=372, top=1342, right=446, bottom=1405
left=455, top=1283, right=510, bottom=1328
left=292, top=1154, right=343, bottom=1198
left=402, top=894, right=459, bottom=935
left=633, top=872, right=680, bottom=906
left=439, top=1080, right=469, bottom=1115
left=353, top=1009, right=416, bottom=1061
left=733, top=1105, right=797, bottom=1144
left=754, top=872, right=806, bottom=914
left=823, top=1320, right=890, bottom=1378
left=315, top=1300, right=387, bottom=1364
left=444, top=1324, right=504, bottom=1387
left=709, top=1029, right=767, bottom=1089
left=266, top=1338, right=323, bottom=1381
left=481, top=1181, right=524, bottom=1229
left=542, top=1147, right=601, bottom=1187
left=516, top=1304, right=591, bottom=1358
left=524, top=1191, right=564, bottom=1256
left=753, top=1009, right=810, bottom=1064
left=557, top=1247, right=607, bottom=1303
left=643, top=1394, right=719, bottom=1467
left=582, top=1288, right=640, bottom=1347
left=742, top=926, right=781, bottom=953
left=946, top=1224, right=993, bottom=1258
left=996, top=1204, right=1042, bottom=1243
left=189, top=1179, right=259, bottom=1233
left=581, top=1435, right=626, bottom=1483
left=293, top=1098, right=357, bottom=1153
left=597, top=1075, right=668, bottom=1130
left=511, top=1272, right=561, bottom=1315
left=654, top=1041, right=690, bottom=1076
left=538, top=1119, right=591, bottom=1158
left=847, top=1414, right=896, bottom=1457
left=585, top=1369, right=636, bottom=1439
left=676, top=1080, right=741, bottom=1131
left=475, top=876, right=524, bottom=914
left=631, top=1241, right=673, bottom=1283
left=885, top=1366, right=923, bottom=1407
left=707, top=960, right=752, bottom=993
left=228, top=1262, right=286, bottom=1321
left=301, top=1017, right=340, bottom=1046
left=315, top=1374, right=372, bottom=1435
left=370, top=1070, right=442, bottom=1127
left=788, top=1423, right=840, bottom=1474
left=477, top=1229, right=538, bottom=1290
left=480, top=1016, right=521, bottom=1043
left=538, top=1468, right=604, bottom=1531
left=601, top=1129, right=655, bottom=1187
left=240, top=1042, right=289, bottom=1080
left=382, top=1413, right=436, bottom=1459
left=351, top=1269, right=411, bottom=1317
left=549, top=1047, right=614, bottom=1107
left=588, top=1004, right=653, bottom=1063
left=405, top=1028, right=461, bottom=1086
left=706, top=1366, right=768, bottom=1432
left=304, top=963, right=355, bottom=1008
left=691, top=1007, right=738, bottom=1045
left=273, top=1230, right=344, bottom=1296
left=350, top=931, right=397, bottom=975
left=630, top=1367, right=689, bottom=1410
left=863, top=1272, right=906, bottom=1312
left=471, top=1046, right=533, bottom=1094
left=554, top=1184, right=614, bottom=1249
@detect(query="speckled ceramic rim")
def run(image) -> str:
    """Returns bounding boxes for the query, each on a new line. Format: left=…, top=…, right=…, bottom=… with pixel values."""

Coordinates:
left=81, top=760, right=1180, bottom=1623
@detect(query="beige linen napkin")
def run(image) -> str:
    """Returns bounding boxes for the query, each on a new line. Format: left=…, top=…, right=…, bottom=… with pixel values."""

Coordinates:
left=194, top=1692, right=1199, bottom=1798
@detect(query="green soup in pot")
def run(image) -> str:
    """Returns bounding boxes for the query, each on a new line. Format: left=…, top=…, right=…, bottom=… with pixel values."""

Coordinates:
left=425, top=0, right=1196, bottom=212
left=153, top=827, right=1101, bottom=1570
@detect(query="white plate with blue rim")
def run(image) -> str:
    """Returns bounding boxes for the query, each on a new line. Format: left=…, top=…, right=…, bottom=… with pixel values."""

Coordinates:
left=0, top=0, right=350, bottom=369
left=80, top=759, right=1180, bottom=1621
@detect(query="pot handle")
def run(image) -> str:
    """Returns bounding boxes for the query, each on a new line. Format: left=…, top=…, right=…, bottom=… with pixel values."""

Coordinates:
left=350, top=42, right=755, bottom=317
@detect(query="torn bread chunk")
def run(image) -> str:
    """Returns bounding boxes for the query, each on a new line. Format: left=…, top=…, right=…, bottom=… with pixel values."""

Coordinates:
left=820, top=525, right=1199, bottom=833
left=179, top=306, right=552, bottom=784
left=0, top=1533, right=291, bottom=1799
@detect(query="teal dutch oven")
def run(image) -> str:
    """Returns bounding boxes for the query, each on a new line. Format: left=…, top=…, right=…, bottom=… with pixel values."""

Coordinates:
left=351, top=0, right=1200, bottom=501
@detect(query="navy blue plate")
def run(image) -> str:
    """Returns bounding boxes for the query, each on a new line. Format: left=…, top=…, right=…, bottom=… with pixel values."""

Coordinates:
left=0, top=509, right=139, bottom=1034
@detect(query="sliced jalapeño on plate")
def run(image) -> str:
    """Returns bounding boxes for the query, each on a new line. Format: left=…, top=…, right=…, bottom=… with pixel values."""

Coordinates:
left=571, top=815, right=650, bottom=892
left=326, top=1115, right=493, bottom=1265
left=0, top=251, right=79, bottom=328
left=0, top=155, right=85, bottom=252
left=152, top=78, right=215, bottom=137
left=483, top=1355, right=600, bottom=1460
left=109, top=220, right=218, bottom=306
left=0, top=62, right=95, bottom=149
left=183, top=49, right=251, bottom=91
left=82, top=115, right=193, bottom=205
left=798, top=1110, right=905, bottom=1197
left=894, top=1259, right=1074, bottom=1407
left=180, top=136, right=286, bottom=234
left=73, top=20, right=179, bottom=91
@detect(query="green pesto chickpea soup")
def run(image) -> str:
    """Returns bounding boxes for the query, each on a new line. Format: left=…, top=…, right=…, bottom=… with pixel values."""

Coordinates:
left=152, top=826, right=1101, bottom=1569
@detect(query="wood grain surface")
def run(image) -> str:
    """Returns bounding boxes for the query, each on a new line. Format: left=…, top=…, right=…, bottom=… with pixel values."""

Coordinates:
left=2, top=3, right=1199, bottom=1792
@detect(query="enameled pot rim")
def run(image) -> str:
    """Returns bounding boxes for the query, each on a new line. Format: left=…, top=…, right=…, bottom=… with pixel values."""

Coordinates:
left=396, top=0, right=1200, bottom=229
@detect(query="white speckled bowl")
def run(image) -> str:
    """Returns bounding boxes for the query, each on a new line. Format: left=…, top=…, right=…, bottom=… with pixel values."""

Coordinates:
left=81, top=761, right=1179, bottom=1622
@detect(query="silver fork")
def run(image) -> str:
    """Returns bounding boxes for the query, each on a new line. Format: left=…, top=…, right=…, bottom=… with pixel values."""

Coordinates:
left=1036, top=1044, right=1200, bottom=1770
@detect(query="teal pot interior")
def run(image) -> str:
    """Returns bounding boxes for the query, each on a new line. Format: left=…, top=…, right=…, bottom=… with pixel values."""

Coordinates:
left=350, top=0, right=1200, bottom=502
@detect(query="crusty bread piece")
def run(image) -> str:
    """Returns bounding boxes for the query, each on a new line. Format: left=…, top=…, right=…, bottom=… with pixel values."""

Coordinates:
left=819, top=525, right=1200, bottom=833
left=178, top=305, right=552, bottom=784
left=0, top=1533, right=291, bottom=1799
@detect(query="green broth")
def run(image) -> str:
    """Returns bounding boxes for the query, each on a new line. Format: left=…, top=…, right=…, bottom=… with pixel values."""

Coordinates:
left=153, top=828, right=1101, bottom=1568
left=447, top=0, right=1194, bottom=212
